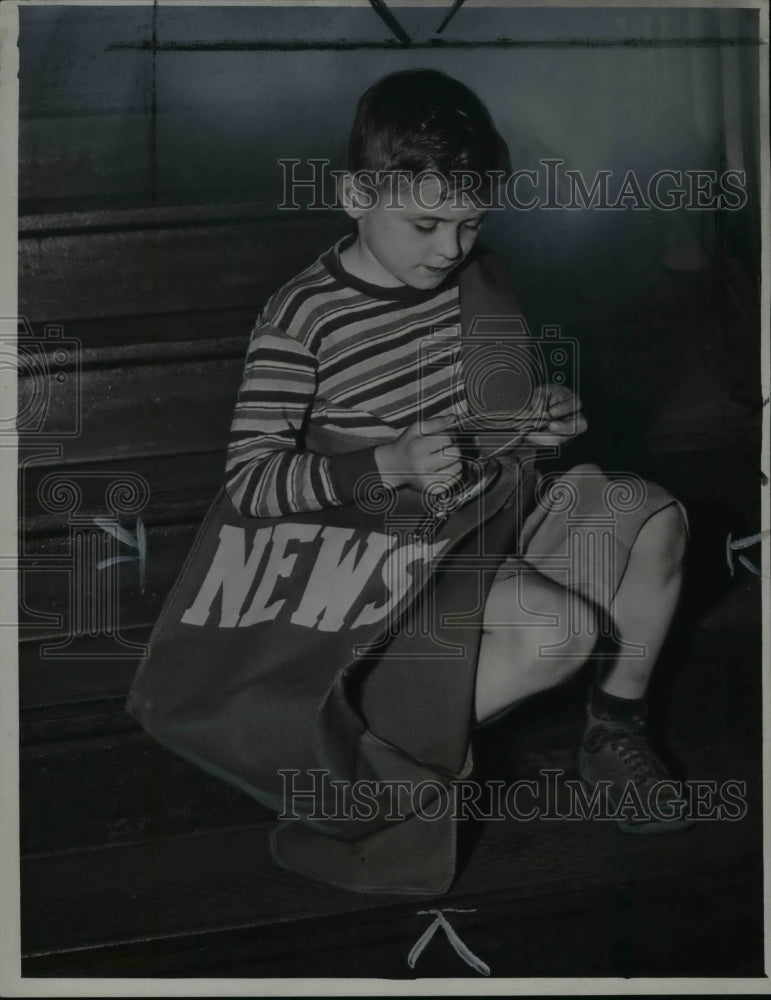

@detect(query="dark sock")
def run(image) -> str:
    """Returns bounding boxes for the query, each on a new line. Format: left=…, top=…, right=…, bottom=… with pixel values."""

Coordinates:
left=591, top=685, right=646, bottom=720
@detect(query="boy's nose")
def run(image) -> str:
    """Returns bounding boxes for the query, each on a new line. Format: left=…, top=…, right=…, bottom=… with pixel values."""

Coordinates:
left=434, top=228, right=462, bottom=261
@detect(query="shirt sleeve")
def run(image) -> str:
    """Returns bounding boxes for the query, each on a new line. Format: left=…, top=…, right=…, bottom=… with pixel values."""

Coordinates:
left=224, top=324, right=381, bottom=517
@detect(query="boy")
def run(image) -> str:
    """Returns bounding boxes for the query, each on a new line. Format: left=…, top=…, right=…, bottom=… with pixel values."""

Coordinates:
left=223, top=69, right=690, bottom=888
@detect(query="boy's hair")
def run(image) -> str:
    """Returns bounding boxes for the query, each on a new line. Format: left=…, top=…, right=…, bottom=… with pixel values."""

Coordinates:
left=348, top=69, right=511, bottom=187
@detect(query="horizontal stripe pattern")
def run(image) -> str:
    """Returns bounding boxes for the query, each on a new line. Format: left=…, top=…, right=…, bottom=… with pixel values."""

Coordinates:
left=225, top=249, right=466, bottom=516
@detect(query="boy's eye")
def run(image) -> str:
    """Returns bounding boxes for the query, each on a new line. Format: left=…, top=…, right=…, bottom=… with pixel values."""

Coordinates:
left=411, top=220, right=482, bottom=234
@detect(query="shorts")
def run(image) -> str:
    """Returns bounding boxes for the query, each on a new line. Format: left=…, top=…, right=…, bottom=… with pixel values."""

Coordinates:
left=493, top=462, right=687, bottom=616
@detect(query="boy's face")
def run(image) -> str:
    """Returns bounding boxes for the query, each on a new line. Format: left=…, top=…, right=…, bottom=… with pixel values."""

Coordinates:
left=342, top=174, right=486, bottom=290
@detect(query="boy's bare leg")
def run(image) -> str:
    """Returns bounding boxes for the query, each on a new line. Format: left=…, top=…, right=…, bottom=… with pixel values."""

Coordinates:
left=474, top=503, right=687, bottom=721
left=578, top=502, right=692, bottom=832
left=475, top=570, right=597, bottom=723
left=474, top=504, right=690, bottom=830
left=597, top=502, right=687, bottom=698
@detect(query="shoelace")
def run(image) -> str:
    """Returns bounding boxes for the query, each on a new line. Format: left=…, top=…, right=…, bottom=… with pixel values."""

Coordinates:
left=600, top=727, right=667, bottom=783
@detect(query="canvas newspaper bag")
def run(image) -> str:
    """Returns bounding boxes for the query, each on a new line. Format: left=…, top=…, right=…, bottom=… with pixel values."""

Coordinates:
left=126, top=248, right=539, bottom=895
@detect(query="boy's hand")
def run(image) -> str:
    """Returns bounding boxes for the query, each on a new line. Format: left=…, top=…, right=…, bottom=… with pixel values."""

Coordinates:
left=374, top=415, right=463, bottom=492
left=520, top=384, right=587, bottom=447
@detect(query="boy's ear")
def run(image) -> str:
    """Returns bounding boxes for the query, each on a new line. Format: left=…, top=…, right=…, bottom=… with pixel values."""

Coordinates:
left=338, top=172, right=367, bottom=220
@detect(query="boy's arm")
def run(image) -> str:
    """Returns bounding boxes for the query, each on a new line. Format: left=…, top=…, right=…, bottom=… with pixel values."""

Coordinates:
left=224, top=326, right=380, bottom=517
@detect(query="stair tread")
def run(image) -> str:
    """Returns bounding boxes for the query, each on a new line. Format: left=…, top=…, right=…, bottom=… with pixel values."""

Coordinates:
left=23, top=741, right=761, bottom=957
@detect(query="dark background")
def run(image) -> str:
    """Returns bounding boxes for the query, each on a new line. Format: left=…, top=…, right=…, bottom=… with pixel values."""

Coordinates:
left=18, top=4, right=765, bottom=979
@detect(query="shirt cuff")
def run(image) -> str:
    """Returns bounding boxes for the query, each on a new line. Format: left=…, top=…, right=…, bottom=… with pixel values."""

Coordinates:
left=325, top=447, right=383, bottom=505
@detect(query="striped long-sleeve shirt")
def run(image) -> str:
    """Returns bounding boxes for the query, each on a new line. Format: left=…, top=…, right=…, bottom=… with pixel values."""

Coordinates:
left=225, top=236, right=470, bottom=517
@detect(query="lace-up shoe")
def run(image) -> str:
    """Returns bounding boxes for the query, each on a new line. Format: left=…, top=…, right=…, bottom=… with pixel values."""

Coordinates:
left=578, top=702, right=694, bottom=834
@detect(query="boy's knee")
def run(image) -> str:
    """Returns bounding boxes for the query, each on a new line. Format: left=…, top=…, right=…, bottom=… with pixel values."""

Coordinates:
left=528, top=614, right=598, bottom=686
left=636, top=503, right=688, bottom=579
left=484, top=573, right=597, bottom=687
